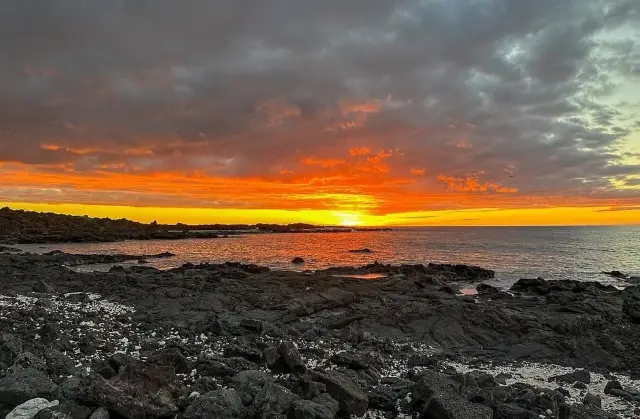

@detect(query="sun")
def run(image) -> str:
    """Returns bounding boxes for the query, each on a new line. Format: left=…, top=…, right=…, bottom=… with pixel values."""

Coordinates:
left=336, top=212, right=363, bottom=227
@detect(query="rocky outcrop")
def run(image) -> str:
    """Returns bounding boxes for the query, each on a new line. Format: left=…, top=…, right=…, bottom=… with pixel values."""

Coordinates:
left=1, top=250, right=639, bottom=417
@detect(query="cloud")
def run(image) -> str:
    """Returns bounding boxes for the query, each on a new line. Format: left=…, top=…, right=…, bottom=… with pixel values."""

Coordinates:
left=0, top=0, right=639, bottom=215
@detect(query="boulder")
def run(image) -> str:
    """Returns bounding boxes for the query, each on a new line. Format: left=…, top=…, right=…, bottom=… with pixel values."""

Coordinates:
left=311, top=371, right=368, bottom=416
left=291, top=400, right=334, bottom=419
left=583, top=393, right=602, bottom=408
left=566, top=404, right=620, bottom=419
left=551, top=369, right=591, bottom=385
left=511, top=278, right=550, bottom=295
left=291, top=257, right=305, bottom=264
left=278, top=341, right=306, bottom=374
left=224, top=343, right=263, bottom=364
left=412, top=371, right=492, bottom=419
left=602, top=271, right=628, bottom=279
left=264, top=346, right=289, bottom=373
left=148, top=348, right=189, bottom=374
left=6, top=399, right=59, bottom=419
left=0, top=368, right=58, bottom=406
left=184, top=389, right=244, bottom=419
left=230, top=370, right=275, bottom=405
left=34, top=402, right=93, bottom=419
left=250, top=383, right=299, bottom=418
left=348, top=249, right=373, bottom=253
left=32, top=280, right=55, bottom=294
left=311, top=393, right=339, bottom=416
left=89, top=407, right=110, bottom=419
left=0, top=334, right=23, bottom=365
left=77, top=362, right=183, bottom=419
left=197, top=356, right=258, bottom=378
left=240, top=318, right=264, bottom=334
left=476, top=283, right=500, bottom=295
left=494, top=404, right=538, bottom=419
left=623, top=291, right=640, bottom=323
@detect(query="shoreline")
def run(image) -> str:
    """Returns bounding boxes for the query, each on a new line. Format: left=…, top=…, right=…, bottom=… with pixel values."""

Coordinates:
left=1, top=249, right=639, bottom=418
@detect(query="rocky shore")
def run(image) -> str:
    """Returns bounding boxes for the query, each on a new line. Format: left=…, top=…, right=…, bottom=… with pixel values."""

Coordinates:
left=1, top=248, right=639, bottom=418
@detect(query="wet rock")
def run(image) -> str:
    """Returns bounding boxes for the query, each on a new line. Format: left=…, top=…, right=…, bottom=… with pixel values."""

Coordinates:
left=583, top=393, right=602, bottom=408
left=329, top=351, right=372, bottom=370
left=34, top=402, right=93, bottom=419
left=6, top=398, right=59, bottom=419
left=148, top=348, right=189, bottom=374
left=278, top=341, right=306, bottom=375
left=291, top=257, right=305, bottom=264
left=551, top=369, right=591, bottom=385
left=494, top=404, right=538, bottom=419
left=291, top=399, right=334, bottom=419
left=602, top=271, right=628, bottom=279
left=511, top=277, right=550, bottom=295
left=184, top=389, right=244, bottom=419
left=311, top=371, right=368, bottom=417
left=476, top=283, right=500, bottom=295
left=348, top=248, right=373, bottom=253
left=0, top=368, right=58, bottom=406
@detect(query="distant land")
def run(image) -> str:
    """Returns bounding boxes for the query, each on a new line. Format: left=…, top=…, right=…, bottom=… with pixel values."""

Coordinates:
left=0, top=207, right=391, bottom=244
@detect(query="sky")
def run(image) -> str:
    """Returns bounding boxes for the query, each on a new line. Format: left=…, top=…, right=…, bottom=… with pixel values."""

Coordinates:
left=0, top=0, right=639, bottom=226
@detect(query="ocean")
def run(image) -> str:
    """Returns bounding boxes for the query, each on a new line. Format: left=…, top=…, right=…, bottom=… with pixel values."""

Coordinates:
left=17, top=226, right=639, bottom=288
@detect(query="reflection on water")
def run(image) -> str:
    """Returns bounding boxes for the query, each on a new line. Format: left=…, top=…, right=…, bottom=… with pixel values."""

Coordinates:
left=17, top=226, right=639, bottom=288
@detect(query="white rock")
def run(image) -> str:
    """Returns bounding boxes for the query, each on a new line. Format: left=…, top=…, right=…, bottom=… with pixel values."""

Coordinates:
left=5, top=398, right=59, bottom=419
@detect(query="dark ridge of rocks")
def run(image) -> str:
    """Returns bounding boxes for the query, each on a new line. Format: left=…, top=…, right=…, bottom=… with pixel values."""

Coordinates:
left=0, top=245, right=21, bottom=253
left=318, top=261, right=495, bottom=282
left=0, top=250, right=639, bottom=418
left=0, top=207, right=391, bottom=245
left=348, top=248, right=373, bottom=253
left=603, top=271, right=629, bottom=279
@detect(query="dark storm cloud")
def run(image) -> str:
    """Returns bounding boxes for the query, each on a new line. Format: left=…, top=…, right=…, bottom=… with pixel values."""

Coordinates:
left=0, top=0, right=639, bottom=204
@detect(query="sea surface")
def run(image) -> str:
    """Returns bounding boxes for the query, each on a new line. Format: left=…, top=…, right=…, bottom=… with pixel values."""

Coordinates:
left=17, top=226, right=639, bottom=288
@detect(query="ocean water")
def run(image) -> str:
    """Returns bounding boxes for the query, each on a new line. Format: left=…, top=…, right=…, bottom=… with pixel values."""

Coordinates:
left=17, top=226, right=639, bottom=288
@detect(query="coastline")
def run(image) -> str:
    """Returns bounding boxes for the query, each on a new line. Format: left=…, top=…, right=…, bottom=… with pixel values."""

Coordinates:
left=1, top=248, right=639, bottom=418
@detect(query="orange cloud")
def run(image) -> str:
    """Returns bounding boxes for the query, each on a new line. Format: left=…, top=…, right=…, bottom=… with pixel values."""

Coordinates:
left=410, top=168, right=426, bottom=175
left=437, top=174, right=519, bottom=193
left=300, top=157, right=346, bottom=167
left=349, top=146, right=372, bottom=156
left=338, top=99, right=382, bottom=115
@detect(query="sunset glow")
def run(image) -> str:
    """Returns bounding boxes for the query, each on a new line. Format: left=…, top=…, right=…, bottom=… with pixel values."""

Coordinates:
left=0, top=1, right=638, bottom=225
